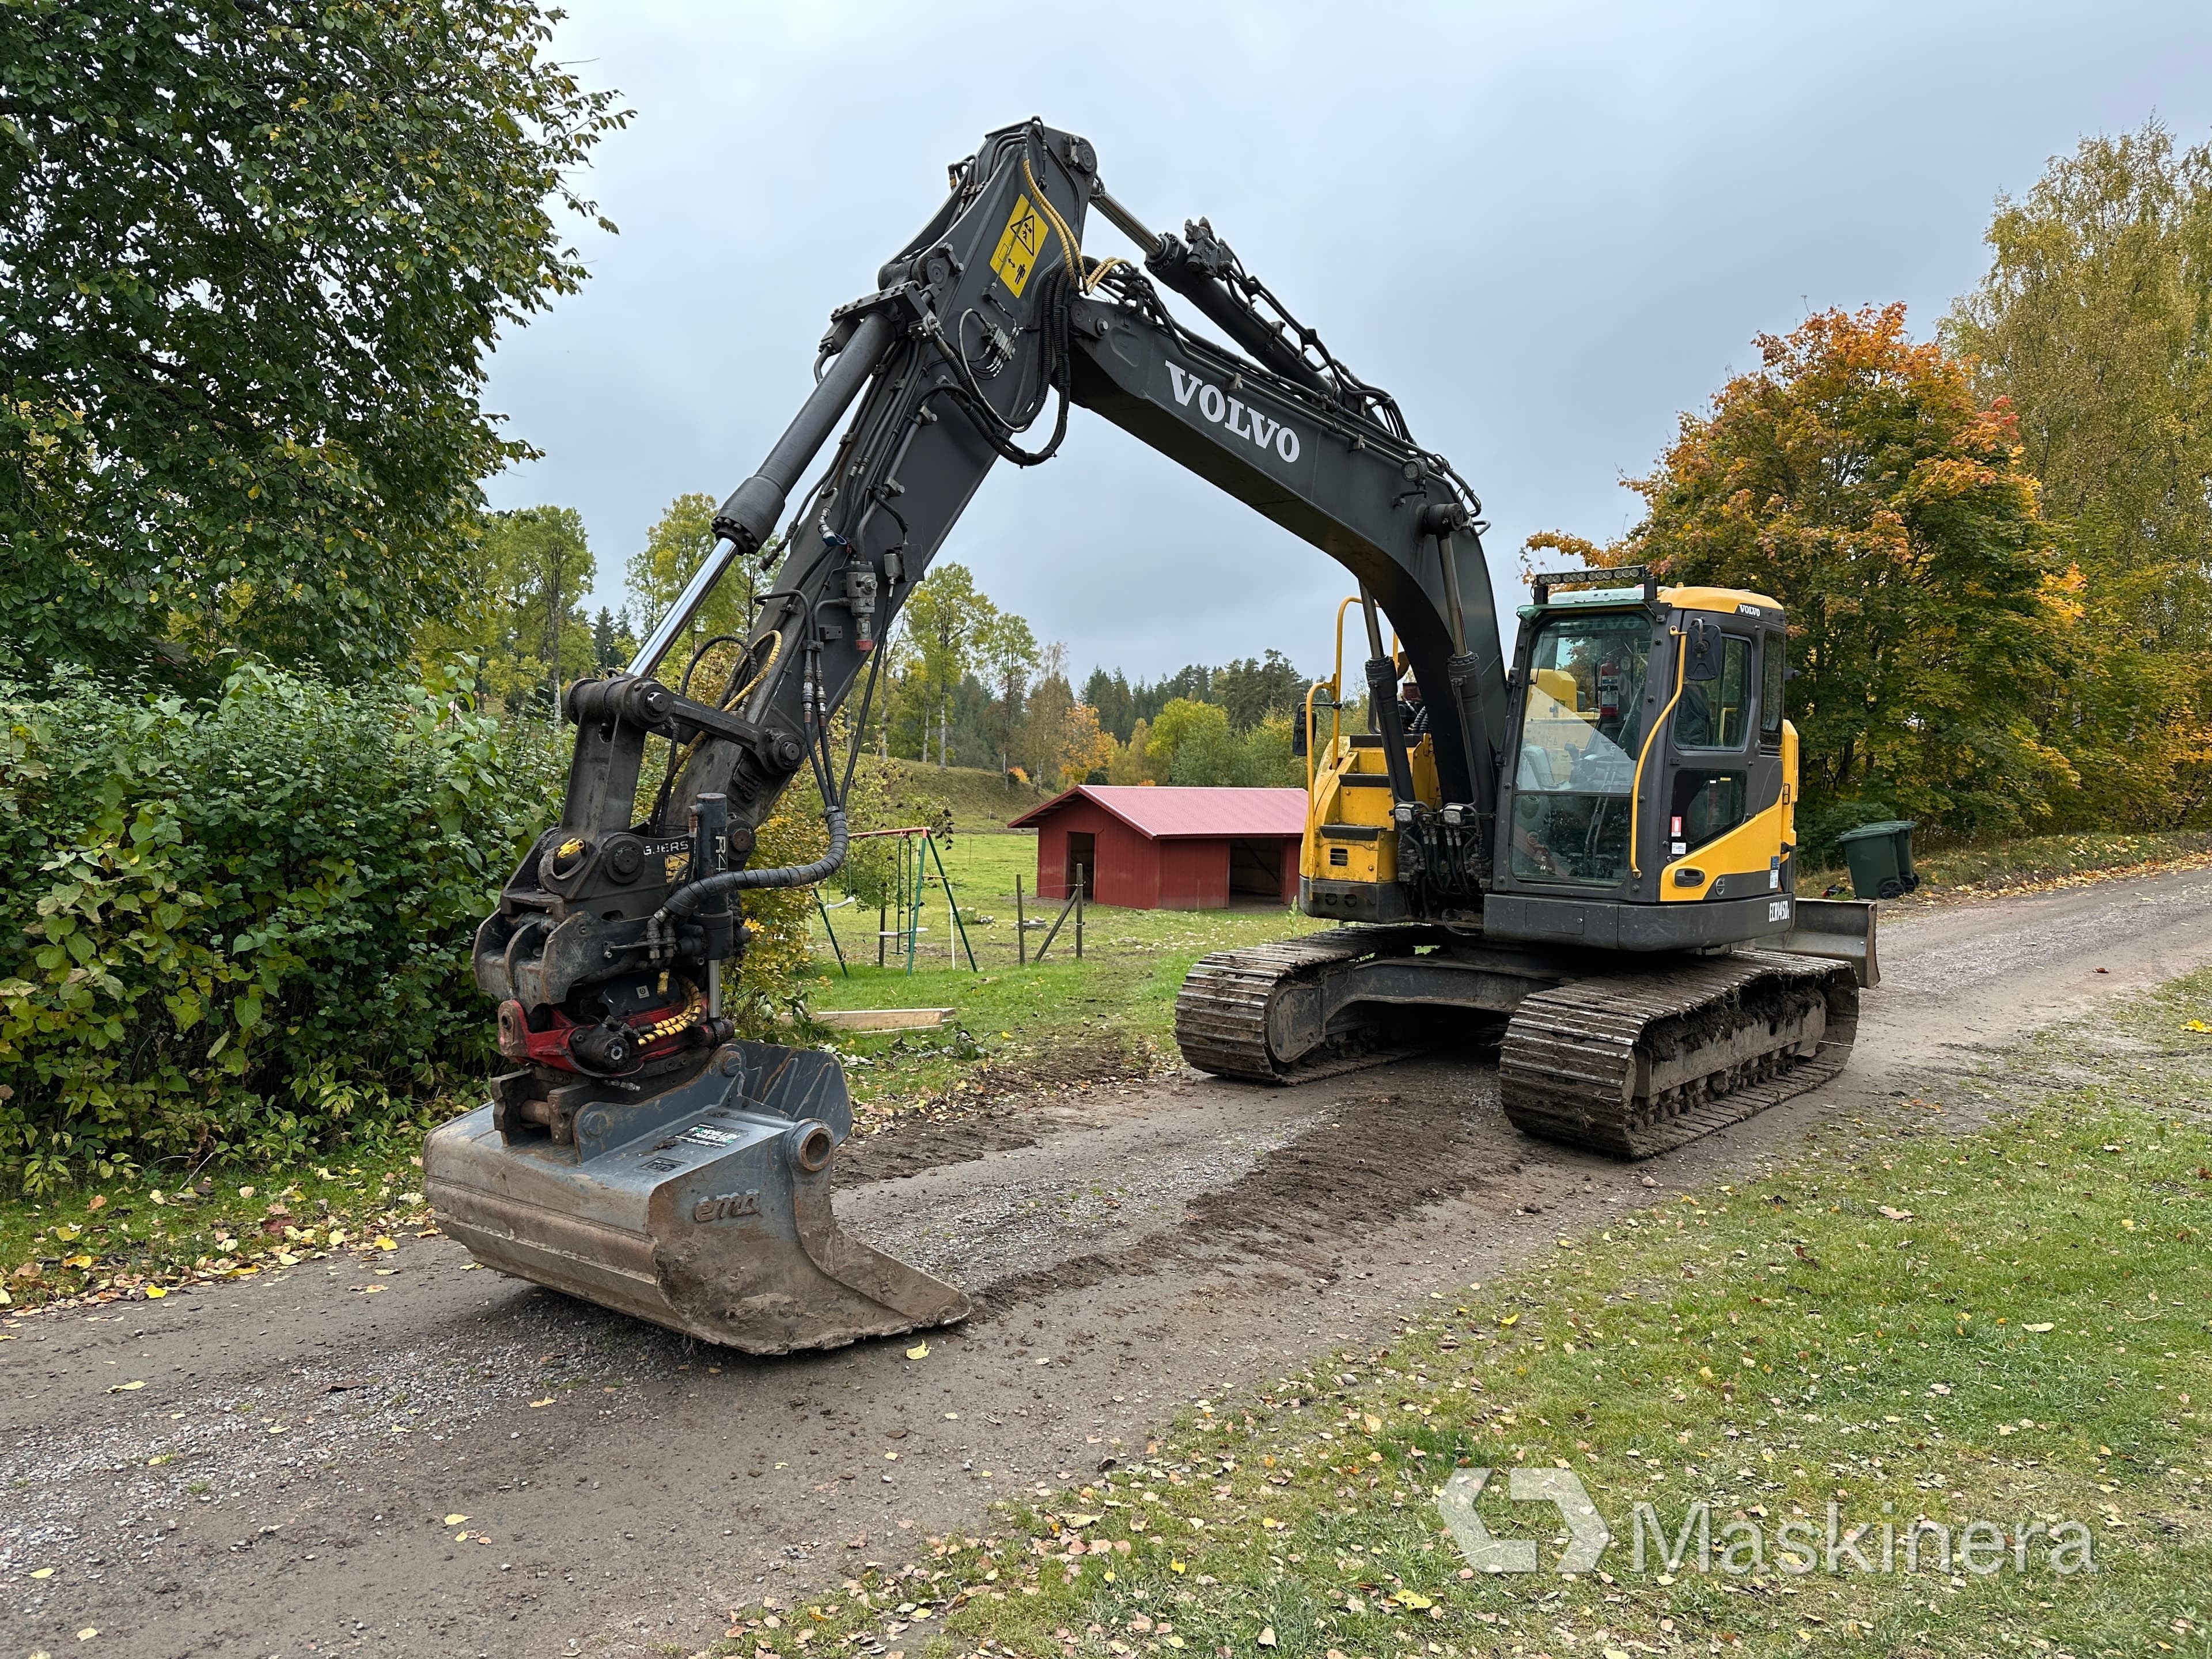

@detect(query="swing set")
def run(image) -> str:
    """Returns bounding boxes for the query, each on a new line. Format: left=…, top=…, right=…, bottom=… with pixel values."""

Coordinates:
left=814, top=825, right=976, bottom=976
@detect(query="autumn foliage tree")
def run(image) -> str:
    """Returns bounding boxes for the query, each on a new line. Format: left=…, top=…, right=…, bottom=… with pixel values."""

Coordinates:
left=1530, top=305, right=2075, bottom=841
left=1946, top=120, right=2212, bottom=824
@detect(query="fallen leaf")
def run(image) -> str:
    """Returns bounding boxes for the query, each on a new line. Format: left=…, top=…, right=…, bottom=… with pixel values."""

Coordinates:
left=904, top=1342, right=929, bottom=1361
left=2024, top=1322, right=2055, bottom=1333
left=1396, top=1592, right=1433, bottom=1611
left=352, top=1285, right=384, bottom=1295
left=31, top=1566, right=54, bottom=1578
left=86, top=1195, right=107, bottom=1211
left=1258, top=1629, right=1277, bottom=1649
left=107, top=1380, right=145, bottom=1393
left=1362, top=1414, right=1383, bottom=1434
left=528, top=1397, right=555, bottom=1409
left=374, top=1236, right=397, bottom=1252
left=77, top=1630, right=97, bottom=1642
left=445, top=1513, right=468, bottom=1525
left=1877, top=1205, right=1914, bottom=1221
left=1499, top=1312, right=1519, bottom=1327
left=1928, top=1383, right=1952, bottom=1396
left=1170, top=1559, right=1185, bottom=1574
left=143, top=1286, right=167, bottom=1300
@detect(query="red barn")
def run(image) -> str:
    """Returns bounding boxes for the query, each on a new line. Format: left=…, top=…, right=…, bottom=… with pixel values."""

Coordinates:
left=1009, top=785, right=1306, bottom=910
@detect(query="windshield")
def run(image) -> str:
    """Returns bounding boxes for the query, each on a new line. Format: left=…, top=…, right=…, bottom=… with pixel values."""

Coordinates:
left=1510, top=611, right=1653, bottom=886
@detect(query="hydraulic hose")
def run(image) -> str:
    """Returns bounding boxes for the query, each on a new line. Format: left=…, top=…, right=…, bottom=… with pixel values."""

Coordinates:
left=659, top=807, right=850, bottom=922
left=643, top=806, right=849, bottom=965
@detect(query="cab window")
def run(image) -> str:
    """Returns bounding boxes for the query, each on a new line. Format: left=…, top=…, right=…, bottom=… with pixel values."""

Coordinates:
left=1760, top=634, right=1785, bottom=742
left=1509, top=611, right=1652, bottom=886
left=1673, top=634, right=1751, bottom=749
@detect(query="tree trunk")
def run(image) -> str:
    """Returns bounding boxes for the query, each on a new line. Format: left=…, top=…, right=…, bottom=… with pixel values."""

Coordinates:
left=546, top=558, right=562, bottom=702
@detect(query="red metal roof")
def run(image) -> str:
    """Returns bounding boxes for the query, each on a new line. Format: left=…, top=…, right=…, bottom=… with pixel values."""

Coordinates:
left=1009, top=785, right=1308, bottom=840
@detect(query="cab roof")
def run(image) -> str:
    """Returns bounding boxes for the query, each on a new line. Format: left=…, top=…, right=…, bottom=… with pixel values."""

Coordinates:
left=1520, top=582, right=1784, bottom=620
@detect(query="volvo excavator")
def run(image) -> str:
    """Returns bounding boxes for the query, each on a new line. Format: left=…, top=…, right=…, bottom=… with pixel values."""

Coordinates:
left=423, top=119, right=1879, bottom=1355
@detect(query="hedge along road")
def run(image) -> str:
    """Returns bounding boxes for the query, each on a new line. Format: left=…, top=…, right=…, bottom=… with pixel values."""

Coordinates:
left=3, top=864, right=2210, bottom=1659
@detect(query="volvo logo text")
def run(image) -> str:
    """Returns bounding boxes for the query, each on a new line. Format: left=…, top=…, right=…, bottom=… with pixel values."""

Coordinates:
left=1166, top=362, right=1302, bottom=463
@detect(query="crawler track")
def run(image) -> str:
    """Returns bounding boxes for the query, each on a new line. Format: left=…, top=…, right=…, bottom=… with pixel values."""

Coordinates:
left=1173, top=927, right=1434, bottom=1082
left=1497, top=950, right=1858, bottom=1158
left=1175, top=931, right=1859, bottom=1158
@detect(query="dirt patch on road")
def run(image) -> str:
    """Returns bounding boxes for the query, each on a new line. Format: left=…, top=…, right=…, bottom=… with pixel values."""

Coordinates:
left=964, top=1063, right=1562, bottom=1311
left=838, top=1035, right=1184, bottom=1188
left=833, top=1108, right=1041, bottom=1186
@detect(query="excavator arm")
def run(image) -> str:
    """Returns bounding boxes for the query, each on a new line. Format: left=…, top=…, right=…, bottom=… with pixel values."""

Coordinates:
left=477, top=118, right=1503, bottom=1005
left=431, top=118, right=1513, bottom=1353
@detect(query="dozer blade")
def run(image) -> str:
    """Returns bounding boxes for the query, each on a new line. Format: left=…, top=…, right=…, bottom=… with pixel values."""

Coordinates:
left=422, top=1041, right=969, bottom=1354
left=1774, top=897, right=1880, bottom=988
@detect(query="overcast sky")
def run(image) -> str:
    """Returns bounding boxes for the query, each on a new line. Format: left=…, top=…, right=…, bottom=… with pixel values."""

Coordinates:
left=482, top=0, right=2212, bottom=685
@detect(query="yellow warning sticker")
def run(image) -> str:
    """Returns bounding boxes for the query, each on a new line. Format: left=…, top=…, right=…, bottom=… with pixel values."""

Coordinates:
left=989, top=193, right=1051, bottom=297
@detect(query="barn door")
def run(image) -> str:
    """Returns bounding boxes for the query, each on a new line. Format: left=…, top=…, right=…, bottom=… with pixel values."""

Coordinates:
left=1228, top=838, right=1282, bottom=900
left=1066, top=832, right=1096, bottom=899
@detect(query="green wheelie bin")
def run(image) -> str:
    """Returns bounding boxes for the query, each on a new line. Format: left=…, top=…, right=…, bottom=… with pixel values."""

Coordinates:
left=1836, top=819, right=1919, bottom=901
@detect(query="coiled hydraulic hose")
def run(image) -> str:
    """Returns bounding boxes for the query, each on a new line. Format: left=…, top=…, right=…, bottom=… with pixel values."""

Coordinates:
left=642, top=806, right=849, bottom=961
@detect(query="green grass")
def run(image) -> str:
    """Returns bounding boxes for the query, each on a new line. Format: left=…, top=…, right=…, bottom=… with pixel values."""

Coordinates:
left=804, top=828, right=1327, bottom=1121
left=719, top=970, right=2212, bottom=1659
left=804, top=832, right=1323, bottom=1122
left=1809, top=828, right=2211, bottom=900
left=0, top=1153, right=434, bottom=1315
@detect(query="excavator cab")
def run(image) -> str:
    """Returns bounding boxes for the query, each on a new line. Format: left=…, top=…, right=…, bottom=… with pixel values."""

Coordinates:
left=1298, top=565, right=1868, bottom=979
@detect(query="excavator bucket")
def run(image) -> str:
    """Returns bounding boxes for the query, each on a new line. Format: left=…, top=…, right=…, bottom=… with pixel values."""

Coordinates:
left=422, top=1043, right=968, bottom=1354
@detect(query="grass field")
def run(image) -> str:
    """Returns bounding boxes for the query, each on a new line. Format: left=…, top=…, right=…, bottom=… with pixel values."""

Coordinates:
left=805, top=825, right=1322, bottom=1120
left=715, top=969, right=2212, bottom=1659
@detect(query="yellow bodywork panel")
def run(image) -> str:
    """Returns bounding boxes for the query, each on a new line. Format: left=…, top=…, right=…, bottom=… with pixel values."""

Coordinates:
left=1303, top=732, right=1438, bottom=886
left=1779, top=719, right=1800, bottom=847
left=1661, top=798, right=1790, bottom=900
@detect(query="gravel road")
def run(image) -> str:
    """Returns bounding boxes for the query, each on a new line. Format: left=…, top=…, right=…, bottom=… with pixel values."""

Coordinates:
left=5, top=865, right=2209, bottom=1658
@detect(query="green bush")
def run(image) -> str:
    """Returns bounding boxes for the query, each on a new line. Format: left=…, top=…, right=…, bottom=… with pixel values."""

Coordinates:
left=0, top=662, right=565, bottom=1192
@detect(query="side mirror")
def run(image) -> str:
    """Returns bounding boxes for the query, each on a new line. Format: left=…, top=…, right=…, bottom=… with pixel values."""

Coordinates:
left=1684, top=616, right=1724, bottom=683
left=1291, top=711, right=1309, bottom=758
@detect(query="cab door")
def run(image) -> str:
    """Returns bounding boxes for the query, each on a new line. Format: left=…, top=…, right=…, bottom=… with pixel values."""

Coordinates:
left=1658, top=618, right=1790, bottom=902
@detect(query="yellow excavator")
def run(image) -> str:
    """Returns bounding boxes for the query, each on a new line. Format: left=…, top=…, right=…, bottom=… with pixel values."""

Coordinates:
left=423, top=119, right=1876, bottom=1354
left=1176, top=567, right=1872, bottom=1157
